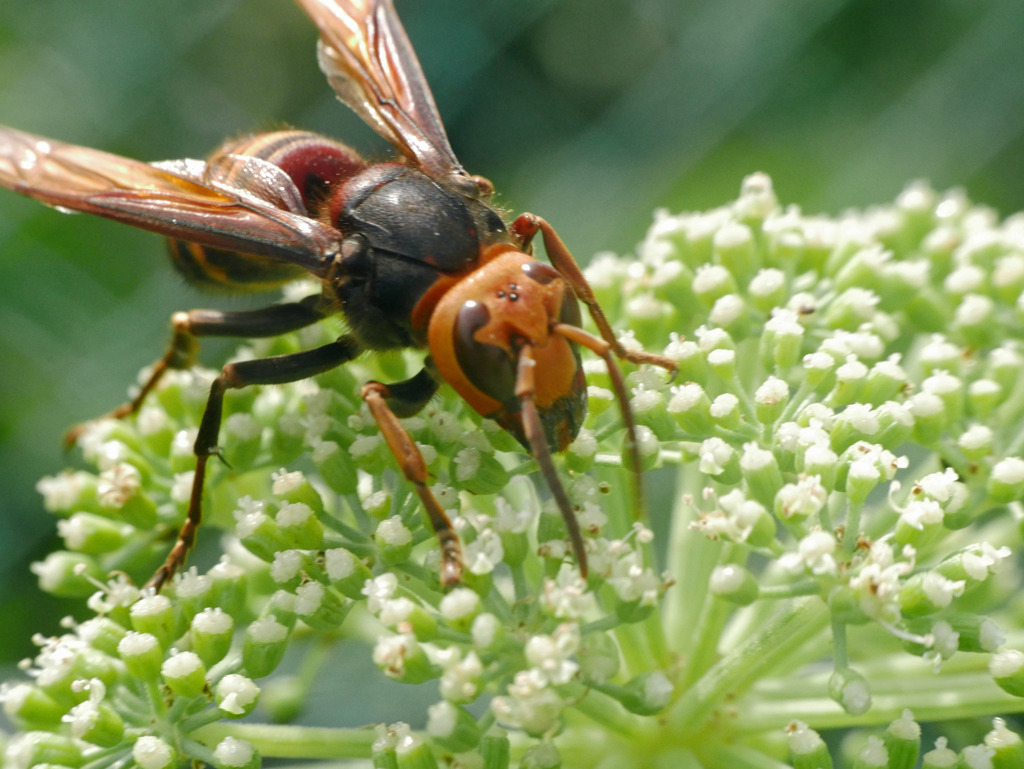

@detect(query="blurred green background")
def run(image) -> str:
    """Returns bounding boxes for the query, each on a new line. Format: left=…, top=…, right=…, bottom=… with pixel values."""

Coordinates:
left=1, top=0, right=1023, bottom=678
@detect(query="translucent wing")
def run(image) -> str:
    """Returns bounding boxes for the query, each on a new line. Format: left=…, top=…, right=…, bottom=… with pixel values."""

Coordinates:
left=295, top=0, right=475, bottom=194
left=0, top=127, right=339, bottom=276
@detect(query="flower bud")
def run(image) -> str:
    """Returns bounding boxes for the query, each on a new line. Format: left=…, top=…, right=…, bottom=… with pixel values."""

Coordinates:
left=599, top=671, right=673, bottom=715
left=439, top=588, right=481, bottom=633
left=56, top=513, right=129, bottom=554
left=991, top=649, right=1024, bottom=697
left=621, top=425, right=659, bottom=474
left=373, top=634, right=437, bottom=684
left=213, top=737, right=260, bottom=769
left=754, top=376, right=788, bottom=425
left=376, top=516, right=414, bottom=567
left=269, top=413, right=305, bottom=465
left=693, top=263, right=739, bottom=308
left=295, top=581, right=350, bottom=631
left=313, top=440, right=359, bottom=494
left=987, top=456, right=1024, bottom=504
left=519, top=742, right=562, bottom=769
left=31, top=552, right=106, bottom=598
left=852, top=736, right=888, bottom=768
left=161, top=651, right=207, bottom=698
left=471, top=613, right=507, bottom=653
left=272, top=470, right=325, bottom=519
left=133, top=735, right=178, bottom=769
left=957, top=424, right=993, bottom=460
left=208, top=559, right=249, bottom=617
left=908, top=392, right=945, bottom=446
left=216, top=674, right=260, bottom=718
left=394, top=729, right=440, bottom=769
left=967, top=378, right=1002, bottom=419
left=709, top=564, right=760, bottom=605
left=706, top=347, right=737, bottom=383
left=749, top=268, right=787, bottom=313
left=130, top=594, right=176, bottom=649
left=983, top=718, right=1024, bottom=769
left=452, top=448, right=509, bottom=495
left=920, top=740, right=958, bottom=769
left=881, top=710, right=920, bottom=769
left=242, top=616, right=291, bottom=678
left=67, top=696, right=125, bottom=747
left=222, top=413, right=262, bottom=469
left=709, top=294, right=751, bottom=340
left=953, top=293, right=998, bottom=348
left=235, top=506, right=288, bottom=563
left=118, top=631, right=164, bottom=682
left=191, top=608, right=235, bottom=666
left=667, top=383, right=713, bottom=436
left=426, top=701, right=481, bottom=753
left=2, top=684, right=66, bottom=729
left=740, top=443, right=783, bottom=510
left=324, top=548, right=374, bottom=600
left=7, top=731, right=85, bottom=768
left=481, top=727, right=511, bottom=769
left=713, top=222, right=756, bottom=282
left=787, top=721, right=833, bottom=769
left=828, top=667, right=871, bottom=715
left=275, top=502, right=324, bottom=550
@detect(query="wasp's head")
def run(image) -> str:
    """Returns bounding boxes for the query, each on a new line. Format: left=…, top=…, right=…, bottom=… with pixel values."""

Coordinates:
left=426, top=249, right=586, bottom=452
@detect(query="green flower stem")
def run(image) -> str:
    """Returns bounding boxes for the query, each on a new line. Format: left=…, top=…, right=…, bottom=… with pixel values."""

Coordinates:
left=841, top=499, right=863, bottom=556
left=664, top=466, right=723, bottom=658
left=736, top=669, right=1024, bottom=733
left=612, top=617, right=657, bottom=678
left=509, top=561, right=530, bottom=601
left=580, top=614, right=624, bottom=635
left=680, top=545, right=745, bottom=687
left=669, top=597, right=830, bottom=733
left=559, top=680, right=650, bottom=740
left=700, top=742, right=794, bottom=769
left=78, top=744, right=131, bottom=768
left=193, top=723, right=378, bottom=760
left=181, top=737, right=220, bottom=767
left=832, top=615, right=850, bottom=671
left=758, top=580, right=822, bottom=599
left=180, top=705, right=232, bottom=733
left=641, top=602, right=671, bottom=668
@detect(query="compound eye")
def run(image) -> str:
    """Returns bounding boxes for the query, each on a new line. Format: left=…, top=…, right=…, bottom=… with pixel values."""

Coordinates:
left=521, top=261, right=560, bottom=285
left=453, top=300, right=517, bottom=405
left=558, top=288, right=582, bottom=327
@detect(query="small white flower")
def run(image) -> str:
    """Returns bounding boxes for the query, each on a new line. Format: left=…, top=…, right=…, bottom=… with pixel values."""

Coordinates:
left=780, top=530, right=837, bottom=576
left=492, top=668, right=565, bottom=735
left=899, top=499, right=944, bottom=530
left=848, top=540, right=913, bottom=622
left=216, top=674, right=260, bottom=716
left=920, top=572, right=964, bottom=609
left=967, top=543, right=1012, bottom=579
left=776, top=476, right=827, bottom=519
left=462, top=529, right=504, bottom=576
left=96, top=463, right=142, bottom=509
left=698, top=437, right=733, bottom=475
left=362, top=573, right=399, bottom=615
left=525, top=624, right=580, bottom=686
left=438, top=649, right=483, bottom=703
left=541, top=565, right=595, bottom=619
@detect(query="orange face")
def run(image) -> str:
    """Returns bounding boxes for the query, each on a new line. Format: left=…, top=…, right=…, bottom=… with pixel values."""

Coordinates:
left=427, top=250, right=587, bottom=452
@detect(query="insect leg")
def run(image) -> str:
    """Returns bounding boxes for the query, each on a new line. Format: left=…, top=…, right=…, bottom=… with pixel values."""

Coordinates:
left=146, top=333, right=362, bottom=591
left=553, top=322, right=646, bottom=518
left=66, top=296, right=330, bottom=446
left=360, top=370, right=463, bottom=588
left=514, top=343, right=588, bottom=577
left=511, top=213, right=678, bottom=374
